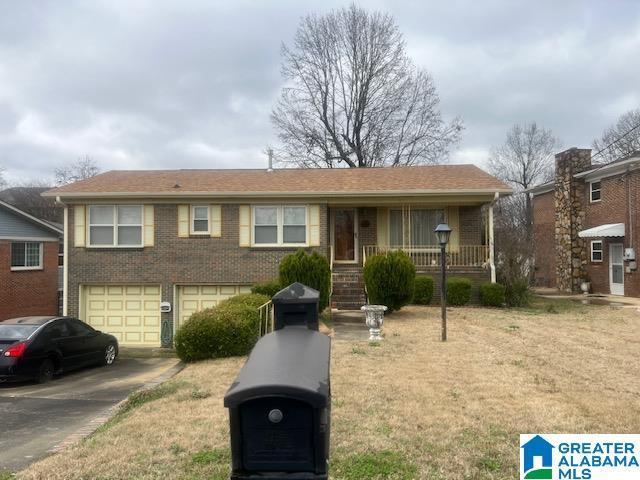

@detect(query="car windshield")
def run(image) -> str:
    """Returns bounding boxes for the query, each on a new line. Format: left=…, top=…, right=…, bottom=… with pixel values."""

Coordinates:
left=0, top=324, right=40, bottom=340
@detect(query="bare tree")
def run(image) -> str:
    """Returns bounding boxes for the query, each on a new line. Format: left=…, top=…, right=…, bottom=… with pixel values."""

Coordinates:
left=0, top=179, right=63, bottom=223
left=592, top=109, right=640, bottom=164
left=271, top=4, right=462, bottom=168
left=54, top=155, right=100, bottom=185
left=488, top=122, right=560, bottom=230
left=0, top=166, right=6, bottom=189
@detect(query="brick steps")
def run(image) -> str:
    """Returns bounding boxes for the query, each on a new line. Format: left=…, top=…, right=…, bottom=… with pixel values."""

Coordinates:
left=331, top=265, right=366, bottom=310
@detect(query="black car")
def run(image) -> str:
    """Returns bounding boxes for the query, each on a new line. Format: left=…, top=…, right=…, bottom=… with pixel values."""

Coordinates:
left=0, top=316, right=118, bottom=384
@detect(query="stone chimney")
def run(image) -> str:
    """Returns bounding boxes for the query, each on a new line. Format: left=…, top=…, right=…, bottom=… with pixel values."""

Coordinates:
left=554, top=148, right=591, bottom=292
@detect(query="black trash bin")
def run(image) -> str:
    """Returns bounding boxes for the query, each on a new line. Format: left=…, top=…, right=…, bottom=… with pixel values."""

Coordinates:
left=224, top=327, right=331, bottom=480
left=272, top=282, right=320, bottom=331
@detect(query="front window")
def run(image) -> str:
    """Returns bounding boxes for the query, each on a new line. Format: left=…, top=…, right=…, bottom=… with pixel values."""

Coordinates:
left=191, top=206, right=210, bottom=234
left=11, top=242, right=42, bottom=270
left=389, top=209, right=444, bottom=246
left=89, top=205, right=143, bottom=247
left=591, top=240, right=603, bottom=262
left=590, top=181, right=601, bottom=202
left=253, top=206, right=307, bottom=246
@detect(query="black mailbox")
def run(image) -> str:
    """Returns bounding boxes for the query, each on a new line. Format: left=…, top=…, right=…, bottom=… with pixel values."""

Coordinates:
left=224, top=327, right=331, bottom=480
left=272, top=282, right=319, bottom=331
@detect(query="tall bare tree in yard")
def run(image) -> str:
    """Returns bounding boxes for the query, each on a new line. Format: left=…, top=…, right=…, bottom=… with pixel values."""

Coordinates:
left=489, top=122, right=560, bottom=295
left=592, top=108, right=640, bottom=164
left=55, top=155, right=100, bottom=185
left=0, top=165, right=6, bottom=189
left=272, top=4, right=462, bottom=168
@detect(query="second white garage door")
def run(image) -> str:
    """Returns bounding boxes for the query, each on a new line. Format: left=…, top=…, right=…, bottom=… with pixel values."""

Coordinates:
left=82, top=284, right=162, bottom=347
left=176, top=284, right=252, bottom=326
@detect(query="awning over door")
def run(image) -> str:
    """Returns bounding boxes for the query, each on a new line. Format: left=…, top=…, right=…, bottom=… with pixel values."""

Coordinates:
left=578, top=223, right=625, bottom=238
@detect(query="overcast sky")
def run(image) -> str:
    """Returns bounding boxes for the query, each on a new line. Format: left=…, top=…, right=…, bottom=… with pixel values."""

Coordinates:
left=0, top=0, right=638, bottom=184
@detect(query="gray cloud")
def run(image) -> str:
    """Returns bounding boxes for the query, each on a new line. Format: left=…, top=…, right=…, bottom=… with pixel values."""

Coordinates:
left=0, top=0, right=638, bottom=183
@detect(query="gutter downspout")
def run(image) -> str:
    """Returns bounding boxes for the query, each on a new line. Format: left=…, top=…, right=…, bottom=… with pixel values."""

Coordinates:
left=489, top=192, right=499, bottom=283
left=56, top=196, right=69, bottom=316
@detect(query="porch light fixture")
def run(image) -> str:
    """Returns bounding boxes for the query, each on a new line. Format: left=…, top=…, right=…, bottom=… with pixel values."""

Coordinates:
left=434, top=223, right=452, bottom=341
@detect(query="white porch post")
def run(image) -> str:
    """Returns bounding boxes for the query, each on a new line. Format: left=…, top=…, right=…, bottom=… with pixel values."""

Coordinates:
left=489, top=194, right=497, bottom=283
left=60, top=198, right=69, bottom=315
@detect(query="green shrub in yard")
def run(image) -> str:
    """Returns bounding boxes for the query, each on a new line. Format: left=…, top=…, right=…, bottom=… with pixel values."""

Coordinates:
left=363, top=251, right=416, bottom=313
left=413, top=275, right=434, bottom=305
left=279, top=249, right=331, bottom=311
left=250, top=280, right=282, bottom=298
left=479, top=283, right=506, bottom=307
left=174, top=293, right=268, bottom=362
left=219, top=293, right=270, bottom=309
left=446, top=277, right=472, bottom=306
left=505, top=279, right=532, bottom=307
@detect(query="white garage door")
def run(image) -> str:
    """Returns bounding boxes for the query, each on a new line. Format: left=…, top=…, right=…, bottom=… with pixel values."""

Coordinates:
left=83, top=284, right=161, bottom=346
left=177, top=284, right=252, bottom=326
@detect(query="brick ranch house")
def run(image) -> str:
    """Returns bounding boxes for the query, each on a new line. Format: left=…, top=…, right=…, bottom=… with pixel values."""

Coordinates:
left=0, top=200, right=63, bottom=321
left=529, top=148, right=640, bottom=297
left=44, top=165, right=511, bottom=348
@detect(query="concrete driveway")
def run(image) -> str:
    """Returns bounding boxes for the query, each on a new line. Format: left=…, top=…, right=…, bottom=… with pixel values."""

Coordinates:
left=0, top=357, right=180, bottom=472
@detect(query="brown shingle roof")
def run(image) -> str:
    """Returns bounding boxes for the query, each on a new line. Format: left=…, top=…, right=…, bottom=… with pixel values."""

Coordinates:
left=44, top=165, right=511, bottom=198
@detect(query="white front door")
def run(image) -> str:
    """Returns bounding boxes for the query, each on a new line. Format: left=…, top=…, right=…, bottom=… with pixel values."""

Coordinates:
left=609, top=243, right=624, bottom=296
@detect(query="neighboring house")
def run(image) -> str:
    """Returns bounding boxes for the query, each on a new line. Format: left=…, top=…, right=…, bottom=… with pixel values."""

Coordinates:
left=529, top=148, right=640, bottom=297
left=0, top=200, right=63, bottom=321
left=43, top=165, right=511, bottom=348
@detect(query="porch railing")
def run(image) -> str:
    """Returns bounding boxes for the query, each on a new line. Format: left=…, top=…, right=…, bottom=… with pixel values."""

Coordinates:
left=258, top=301, right=274, bottom=337
left=362, top=245, right=490, bottom=268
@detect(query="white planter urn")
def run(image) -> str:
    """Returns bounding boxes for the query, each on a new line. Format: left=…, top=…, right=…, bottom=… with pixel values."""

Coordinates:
left=580, top=281, right=591, bottom=294
left=361, top=305, right=388, bottom=341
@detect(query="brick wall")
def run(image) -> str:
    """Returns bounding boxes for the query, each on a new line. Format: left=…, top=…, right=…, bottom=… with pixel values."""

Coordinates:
left=583, top=169, right=640, bottom=296
left=0, top=240, right=59, bottom=321
left=532, top=191, right=556, bottom=287
left=459, top=206, right=483, bottom=245
left=67, top=203, right=329, bottom=343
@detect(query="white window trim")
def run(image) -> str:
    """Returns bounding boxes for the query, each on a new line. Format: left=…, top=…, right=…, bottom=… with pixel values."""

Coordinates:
left=88, top=205, right=144, bottom=248
left=251, top=205, right=309, bottom=247
left=190, top=205, right=210, bottom=235
left=10, top=241, right=43, bottom=271
left=590, top=181, right=602, bottom=203
left=591, top=240, right=603, bottom=262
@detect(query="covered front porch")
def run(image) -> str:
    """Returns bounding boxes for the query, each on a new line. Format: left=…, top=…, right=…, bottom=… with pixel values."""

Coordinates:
left=328, top=202, right=497, bottom=309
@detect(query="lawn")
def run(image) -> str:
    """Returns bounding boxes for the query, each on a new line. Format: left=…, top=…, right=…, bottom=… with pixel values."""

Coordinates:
left=18, top=298, right=640, bottom=479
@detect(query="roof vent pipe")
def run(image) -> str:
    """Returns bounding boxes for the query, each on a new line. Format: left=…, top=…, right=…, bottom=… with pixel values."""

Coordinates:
left=267, top=148, right=274, bottom=172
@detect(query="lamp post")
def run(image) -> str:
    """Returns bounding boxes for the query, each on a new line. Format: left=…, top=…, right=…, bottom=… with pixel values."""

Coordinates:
left=435, top=223, right=452, bottom=341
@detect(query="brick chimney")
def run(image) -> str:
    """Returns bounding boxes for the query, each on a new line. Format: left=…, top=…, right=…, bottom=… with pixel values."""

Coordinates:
left=554, top=148, right=592, bottom=292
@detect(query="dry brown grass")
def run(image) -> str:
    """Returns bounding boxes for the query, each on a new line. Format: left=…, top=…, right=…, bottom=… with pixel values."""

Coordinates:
left=19, top=299, right=640, bottom=479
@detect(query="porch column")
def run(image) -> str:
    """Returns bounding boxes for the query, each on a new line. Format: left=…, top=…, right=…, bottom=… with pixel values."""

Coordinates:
left=489, top=199, right=496, bottom=283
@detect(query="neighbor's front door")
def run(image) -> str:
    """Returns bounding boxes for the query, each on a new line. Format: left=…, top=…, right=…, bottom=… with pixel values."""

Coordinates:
left=334, top=209, right=357, bottom=262
left=609, top=243, right=624, bottom=295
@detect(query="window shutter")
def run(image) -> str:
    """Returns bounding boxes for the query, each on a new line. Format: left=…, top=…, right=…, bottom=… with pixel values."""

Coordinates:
left=308, top=205, right=320, bottom=246
left=74, top=205, right=86, bottom=247
left=447, top=206, right=460, bottom=253
left=143, top=205, right=154, bottom=247
left=376, top=207, right=388, bottom=247
left=239, top=205, right=250, bottom=247
left=178, top=205, right=189, bottom=238
left=210, top=205, right=221, bottom=237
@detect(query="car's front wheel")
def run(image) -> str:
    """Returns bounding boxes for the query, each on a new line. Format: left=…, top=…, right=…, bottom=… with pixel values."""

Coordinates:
left=36, top=359, right=54, bottom=384
left=103, top=344, right=117, bottom=366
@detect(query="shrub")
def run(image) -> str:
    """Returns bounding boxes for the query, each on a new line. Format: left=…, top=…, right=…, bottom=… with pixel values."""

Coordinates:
left=413, top=276, right=434, bottom=305
left=250, top=280, right=282, bottom=298
left=363, top=251, right=416, bottom=313
left=504, top=279, right=531, bottom=307
left=446, top=277, right=472, bottom=306
left=479, top=283, right=506, bottom=307
left=279, top=250, right=331, bottom=310
left=219, top=293, right=270, bottom=309
left=174, top=293, right=268, bottom=362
